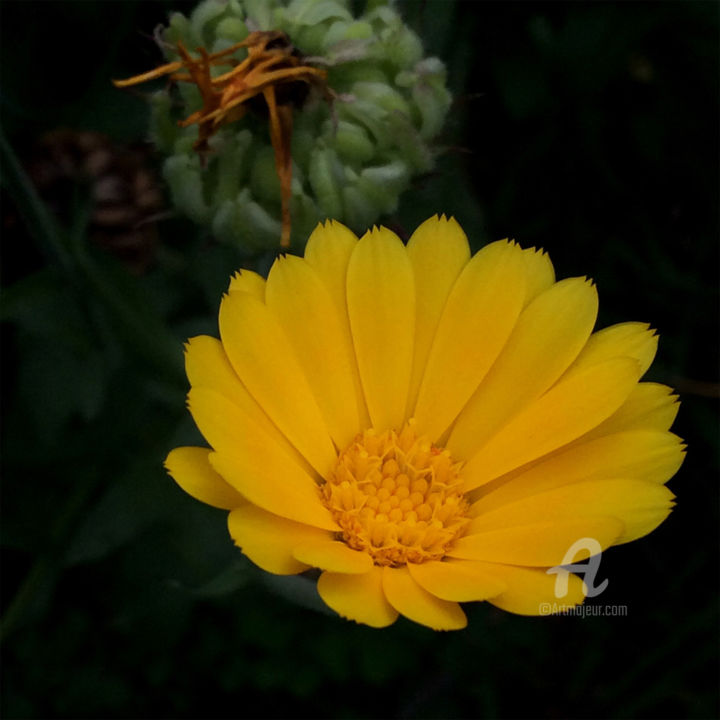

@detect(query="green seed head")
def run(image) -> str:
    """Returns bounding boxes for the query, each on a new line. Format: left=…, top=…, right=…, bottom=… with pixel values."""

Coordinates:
left=151, top=0, right=452, bottom=253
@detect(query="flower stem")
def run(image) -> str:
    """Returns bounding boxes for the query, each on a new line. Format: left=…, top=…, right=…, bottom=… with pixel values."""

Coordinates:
left=0, top=128, right=74, bottom=273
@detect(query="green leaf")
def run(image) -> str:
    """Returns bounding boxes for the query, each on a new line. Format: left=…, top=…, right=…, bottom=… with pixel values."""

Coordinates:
left=64, top=460, right=175, bottom=567
left=260, top=573, right=334, bottom=616
left=189, top=561, right=251, bottom=598
left=73, top=246, right=186, bottom=387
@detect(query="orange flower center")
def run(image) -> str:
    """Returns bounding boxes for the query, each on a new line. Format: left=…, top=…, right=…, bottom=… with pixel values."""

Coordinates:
left=322, top=422, right=470, bottom=566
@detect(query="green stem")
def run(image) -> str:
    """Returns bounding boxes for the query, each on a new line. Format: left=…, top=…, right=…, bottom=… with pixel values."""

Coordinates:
left=0, top=127, right=74, bottom=273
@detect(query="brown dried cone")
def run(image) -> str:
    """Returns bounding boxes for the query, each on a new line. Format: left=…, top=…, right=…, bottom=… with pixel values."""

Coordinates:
left=26, top=130, right=165, bottom=274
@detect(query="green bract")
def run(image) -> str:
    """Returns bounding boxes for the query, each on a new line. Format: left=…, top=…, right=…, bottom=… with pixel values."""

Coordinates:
left=151, top=0, right=451, bottom=253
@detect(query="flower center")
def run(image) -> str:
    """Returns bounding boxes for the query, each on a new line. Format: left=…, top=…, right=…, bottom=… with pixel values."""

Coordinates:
left=322, top=422, right=470, bottom=566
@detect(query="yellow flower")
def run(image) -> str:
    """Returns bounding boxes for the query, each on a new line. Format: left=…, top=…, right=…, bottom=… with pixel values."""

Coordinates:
left=165, top=216, right=685, bottom=630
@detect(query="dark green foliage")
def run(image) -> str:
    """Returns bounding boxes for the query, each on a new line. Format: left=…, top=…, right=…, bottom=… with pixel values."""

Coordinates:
left=1, top=1, right=717, bottom=718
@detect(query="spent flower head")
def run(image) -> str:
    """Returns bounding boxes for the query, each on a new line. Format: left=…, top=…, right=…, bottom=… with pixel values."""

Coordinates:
left=116, top=0, right=452, bottom=253
left=166, top=216, right=685, bottom=630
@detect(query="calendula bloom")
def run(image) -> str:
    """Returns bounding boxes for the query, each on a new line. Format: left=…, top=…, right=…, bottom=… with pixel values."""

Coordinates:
left=166, top=216, right=685, bottom=630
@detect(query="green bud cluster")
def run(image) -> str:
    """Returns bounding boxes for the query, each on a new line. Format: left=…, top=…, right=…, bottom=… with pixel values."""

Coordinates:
left=150, top=0, right=451, bottom=253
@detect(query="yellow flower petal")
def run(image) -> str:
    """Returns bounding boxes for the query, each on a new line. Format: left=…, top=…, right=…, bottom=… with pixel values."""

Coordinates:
left=210, top=451, right=336, bottom=531
left=317, top=567, right=399, bottom=628
left=567, top=321, right=658, bottom=378
left=165, top=446, right=245, bottom=510
left=461, top=358, right=641, bottom=491
left=303, top=220, right=358, bottom=313
left=448, top=517, right=624, bottom=566
left=480, top=562, right=587, bottom=616
left=227, top=504, right=329, bottom=575
left=471, top=430, right=686, bottom=514
left=585, top=382, right=681, bottom=437
left=468, top=479, right=675, bottom=545
left=382, top=566, right=467, bottom=630
left=185, top=336, right=301, bottom=461
left=292, top=540, right=374, bottom=574
left=227, top=268, right=266, bottom=299
left=185, top=335, right=244, bottom=398
left=413, top=240, right=527, bottom=441
left=521, top=246, right=555, bottom=305
left=219, top=291, right=337, bottom=477
left=346, top=227, right=415, bottom=431
left=448, top=277, right=598, bottom=459
left=265, top=255, right=362, bottom=449
left=405, top=215, right=471, bottom=414
left=303, top=220, right=369, bottom=429
left=408, top=559, right=507, bottom=602
left=188, top=387, right=337, bottom=530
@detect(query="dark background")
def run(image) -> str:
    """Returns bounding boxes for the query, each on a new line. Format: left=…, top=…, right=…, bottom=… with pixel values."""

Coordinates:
left=1, top=1, right=718, bottom=718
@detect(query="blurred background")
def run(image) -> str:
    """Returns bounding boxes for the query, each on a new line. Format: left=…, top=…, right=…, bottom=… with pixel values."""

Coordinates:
left=1, top=1, right=718, bottom=718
